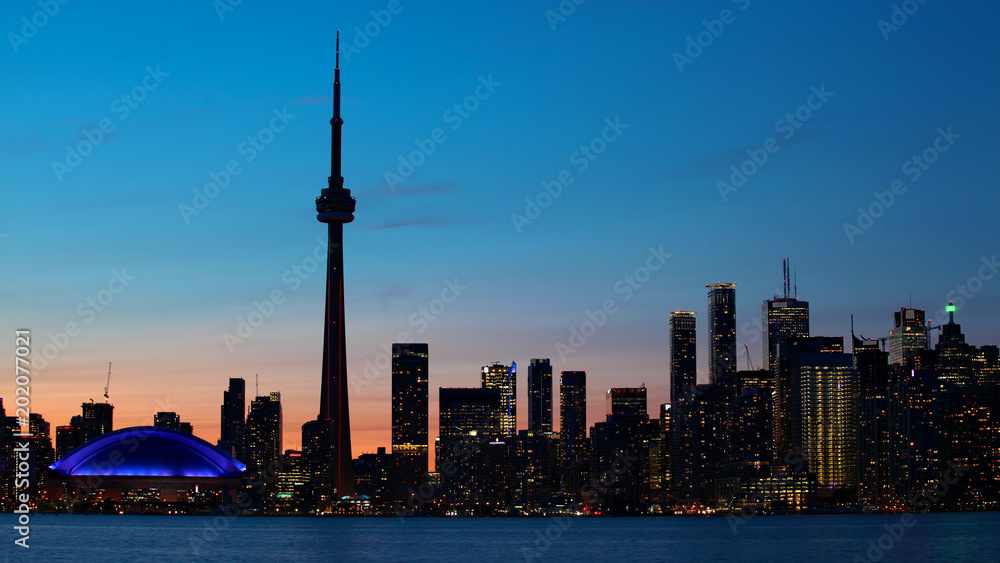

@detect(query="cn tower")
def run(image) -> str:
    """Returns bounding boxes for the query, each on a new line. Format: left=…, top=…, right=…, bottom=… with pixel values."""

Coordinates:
left=313, top=31, right=355, bottom=497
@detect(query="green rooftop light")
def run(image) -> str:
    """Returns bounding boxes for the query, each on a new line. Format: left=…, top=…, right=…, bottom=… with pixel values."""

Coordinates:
left=946, top=302, right=956, bottom=313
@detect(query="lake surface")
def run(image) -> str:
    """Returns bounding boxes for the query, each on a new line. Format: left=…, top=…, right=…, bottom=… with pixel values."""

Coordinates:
left=4, top=512, right=999, bottom=562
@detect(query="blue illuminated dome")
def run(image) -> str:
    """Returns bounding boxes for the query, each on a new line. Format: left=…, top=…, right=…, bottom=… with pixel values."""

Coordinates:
left=49, top=426, right=245, bottom=478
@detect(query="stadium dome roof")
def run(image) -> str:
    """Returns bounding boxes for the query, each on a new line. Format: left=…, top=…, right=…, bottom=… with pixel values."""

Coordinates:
left=49, top=426, right=245, bottom=478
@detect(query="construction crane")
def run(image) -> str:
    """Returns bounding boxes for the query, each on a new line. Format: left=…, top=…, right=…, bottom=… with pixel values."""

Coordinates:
left=104, top=362, right=112, bottom=403
left=744, top=344, right=757, bottom=371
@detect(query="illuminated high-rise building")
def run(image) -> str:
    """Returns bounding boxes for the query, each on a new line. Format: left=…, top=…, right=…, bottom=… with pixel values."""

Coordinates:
left=762, top=260, right=809, bottom=374
left=854, top=333, right=891, bottom=507
left=675, top=383, right=728, bottom=502
left=392, top=343, right=429, bottom=487
left=707, top=283, right=737, bottom=392
left=793, top=339, right=859, bottom=490
left=607, top=387, right=647, bottom=417
left=246, top=392, right=283, bottom=478
left=669, top=311, right=696, bottom=498
left=559, top=371, right=588, bottom=494
left=773, top=337, right=843, bottom=468
left=973, top=345, right=1000, bottom=386
left=935, top=302, right=974, bottom=388
left=888, top=307, right=928, bottom=368
left=527, top=358, right=553, bottom=433
left=436, top=387, right=501, bottom=508
left=482, top=362, right=516, bottom=437
left=220, top=377, right=246, bottom=462
left=590, top=386, right=653, bottom=511
left=153, top=411, right=193, bottom=434
left=886, top=368, right=938, bottom=508
left=80, top=401, right=113, bottom=439
left=669, top=311, right=697, bottom=403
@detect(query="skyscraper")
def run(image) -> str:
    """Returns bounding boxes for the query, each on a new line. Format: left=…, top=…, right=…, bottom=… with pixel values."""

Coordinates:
left=559, top=371, right=588, bottom=494
left=762, top=259, right=809, bottom=374
left=482, top=362, right=516, bottom=437
left=854, top=334, right=890, bottom=507
left=436, top=387, right=501, bottom=507
left=707, top=283, right=737, bottom=392
left=606, top=387, right=647, bottom=416
left=669, top=311, right=697, bottom=499
left=313, top=32, right=356, bottom=497
left=153, top=411, right=193, bottom=434
left=80, top=401, right=113, bottom=439
left=935, top=302, right=974, bottom=388
left=794, top=340, right=859, bottom=490
left=220, top=377, right=246, bottom=462
left=246, top=392, right=283, bottom=478
left=528, top=358, right=553, bottom=432
left=392, top=343, right=429, bottom=487
left=888, top=307, right=928, bottom=368
left=669, top=311, right=697, bottom=403
left=590, top=386, right=654, bottom=512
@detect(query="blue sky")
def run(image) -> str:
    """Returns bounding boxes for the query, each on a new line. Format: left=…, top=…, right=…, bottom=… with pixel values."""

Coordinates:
left=2, top=0, right=998, bottom=456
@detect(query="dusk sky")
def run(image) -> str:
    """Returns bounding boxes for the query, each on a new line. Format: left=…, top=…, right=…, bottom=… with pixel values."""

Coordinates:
left=2, top=1, right=998, bottom=465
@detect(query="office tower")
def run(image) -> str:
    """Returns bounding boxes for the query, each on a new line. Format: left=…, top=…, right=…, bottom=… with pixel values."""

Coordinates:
left=973, top=345, right=1000, bottom=386
left=669, top=311, right=696, bottom=499
left=762, top=260, right=809, bottom=373
left=669, top=311, right=697, bottom=403
left=888, top=307, right=928, bottom=368
left=675, top=383, right=728, bottom=503
left=55, top=420, right=83, bottom=459
left=527, top=358, right=553, bottom=432
left=854, top=333, right=891, bottom=507
left=438, top=388, right=501, bottom=443
left=246, top=392, right=283, bottom=477
left=736, top=369, right=772, bottom=394
left=559, top=371, right=588, bottom=495
left=274, top=450, right=310, bottom=510
left=220, top=377, right=246, bottom=462
left=391, top=343, right=429, bottom=488
left=936, top=383, right=1000, bottom=508
left=153, top=411, right=193, bottom=434
left=731, top=387, right=772, bottom=465
left=793, top=338, right=859, bottom=491
left=354, top=447, right=395, bottom=512
left=607, top=387, right=647, bottom=416
left=313, top=33, right=357, bottom=497
left=482, top=362, right=516, bottom=437
left=590, top=386, right=653, bottom=512
left=935, top=302, right=974, bottom=388
left=886, top=368, right=938, bottom=508
left=650, top=403, right=671, bottom=499
left=707, top=283, right=737, bottom=392
left=436, top=387, right=501, bottom=508
left=80, top=401, right=113, bottom=440
left=513, top=429, right=560, bottom=508
left=772, top=336, right=835, bottom=463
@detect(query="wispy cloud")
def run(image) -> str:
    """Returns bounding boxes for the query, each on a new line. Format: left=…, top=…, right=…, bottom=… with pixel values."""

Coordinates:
left=0, top=134, right=43, bottom=157
left=368, top=182, right=458, bottom=199
left=373, top=285, right=412, bottom=305
left=293, top=95, right=332, bottom=105
left=667, top=129, right=823, bottom=180
left=366, top=218, right=453, bottom=230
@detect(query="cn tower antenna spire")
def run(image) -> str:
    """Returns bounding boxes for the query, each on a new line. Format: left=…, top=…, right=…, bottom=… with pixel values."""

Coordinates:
left=330, top=30, right=343, bottom=189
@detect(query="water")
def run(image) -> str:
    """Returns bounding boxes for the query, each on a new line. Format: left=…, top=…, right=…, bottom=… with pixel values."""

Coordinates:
left=4, top=512, right=999, bottom=562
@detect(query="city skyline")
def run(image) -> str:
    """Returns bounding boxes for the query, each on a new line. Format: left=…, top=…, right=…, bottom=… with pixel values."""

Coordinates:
left=3, top=1, right=1000, bottom=458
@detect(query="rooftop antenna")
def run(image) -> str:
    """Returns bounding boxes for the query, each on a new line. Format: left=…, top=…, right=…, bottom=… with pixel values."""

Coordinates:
left=256, top=373, right=259, bottom=397
left=793, top=266, right=798, bottom=299
left=781, top=259, right=786, bottom=298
